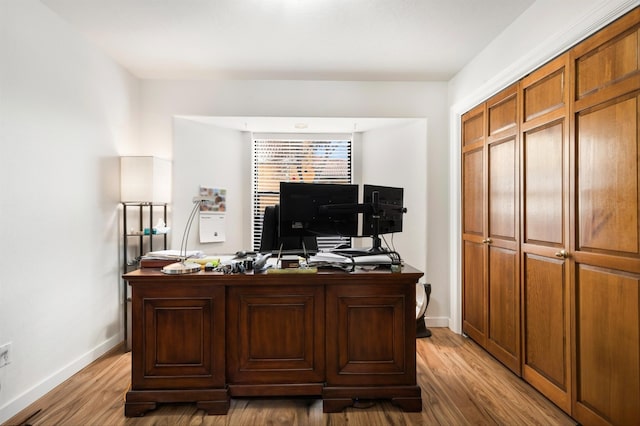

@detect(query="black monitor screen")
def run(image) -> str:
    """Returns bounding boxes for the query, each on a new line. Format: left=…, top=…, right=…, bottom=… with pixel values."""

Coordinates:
left=362, top=185, right=404, bottom=235
left=279, top=182, right=359, bottom=238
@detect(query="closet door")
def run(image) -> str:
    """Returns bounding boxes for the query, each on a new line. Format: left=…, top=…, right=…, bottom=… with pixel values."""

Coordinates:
left=520, top=54, right=572, bottom=413
left=485, top=84, right=520, bottom=374
left=461, top=104, right=487, bottom=346
left=461, top=85, right=521, bottom=375
left=570, top=10, right=640, bottom=425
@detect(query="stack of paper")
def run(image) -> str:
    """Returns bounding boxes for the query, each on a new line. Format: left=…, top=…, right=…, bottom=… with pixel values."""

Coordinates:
left=138, top=250, right=206, bottom=268
left=308, top=252, right=353, bottom=264
left=351, top=254, right=393, bottom=265
left=307, top=252, right=393, bottom=269
left=143, top=250, right=205, bottom=260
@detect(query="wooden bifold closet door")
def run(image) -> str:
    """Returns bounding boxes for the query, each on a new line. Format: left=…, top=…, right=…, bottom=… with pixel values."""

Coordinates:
left=461, top=8, right=640, bottom=425
left=570, top=10, right=640, bottom=424
left=520, top=54, right=572, bottom=413
left=462, top=84, right=521, bottom=376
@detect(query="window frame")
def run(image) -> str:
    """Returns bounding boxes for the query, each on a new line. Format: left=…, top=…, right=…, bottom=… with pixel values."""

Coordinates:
left=251, top=134, right=353, bottom=252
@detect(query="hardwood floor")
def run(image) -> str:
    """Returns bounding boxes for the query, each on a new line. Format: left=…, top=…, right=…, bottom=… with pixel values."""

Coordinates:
left=4, top=328, right=576, bottom=425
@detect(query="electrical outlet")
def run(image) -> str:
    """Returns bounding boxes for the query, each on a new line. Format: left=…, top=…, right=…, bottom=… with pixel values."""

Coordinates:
left=0, top=342, right=11, bottom=368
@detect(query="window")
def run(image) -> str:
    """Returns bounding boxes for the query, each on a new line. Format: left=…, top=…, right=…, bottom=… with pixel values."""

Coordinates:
left=252, top=138, right=352, bottom=251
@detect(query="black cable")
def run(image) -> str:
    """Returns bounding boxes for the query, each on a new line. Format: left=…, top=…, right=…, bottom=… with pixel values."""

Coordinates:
left=386, top=251, right=402, bottom=266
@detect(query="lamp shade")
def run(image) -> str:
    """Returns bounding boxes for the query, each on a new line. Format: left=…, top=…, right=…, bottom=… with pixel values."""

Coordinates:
left=120, top=156, right=172, bottom=203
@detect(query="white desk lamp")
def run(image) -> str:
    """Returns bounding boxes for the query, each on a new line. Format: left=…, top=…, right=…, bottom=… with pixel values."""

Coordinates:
left=161, top=195, right=214, bottom=275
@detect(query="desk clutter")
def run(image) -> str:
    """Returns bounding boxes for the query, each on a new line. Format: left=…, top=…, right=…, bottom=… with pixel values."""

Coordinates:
left=139, top=249, right=401, bottom=274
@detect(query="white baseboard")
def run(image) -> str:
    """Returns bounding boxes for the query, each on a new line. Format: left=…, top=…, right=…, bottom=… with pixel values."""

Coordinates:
left=424, top=316, right=450, bottom=329
left=0, top=333, right=123, bottom=424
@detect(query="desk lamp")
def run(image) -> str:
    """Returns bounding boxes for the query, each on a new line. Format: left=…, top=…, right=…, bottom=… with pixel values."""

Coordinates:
left=162, top=196, right=214, bottom=274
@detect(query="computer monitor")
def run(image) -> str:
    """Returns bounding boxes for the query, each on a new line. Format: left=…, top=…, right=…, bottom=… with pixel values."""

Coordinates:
left=259, top=204, right=318, bottom=254
left=279, top=182, right=359, bottom=239
left=259, top=205, right=279, bottom=252
left=362, top=184, right=405, bottom=237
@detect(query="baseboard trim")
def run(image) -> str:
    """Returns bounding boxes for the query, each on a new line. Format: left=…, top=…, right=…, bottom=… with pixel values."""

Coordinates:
left=424, top=316, right=450, bottom=328
left=0, top=333, right=123, bottom=424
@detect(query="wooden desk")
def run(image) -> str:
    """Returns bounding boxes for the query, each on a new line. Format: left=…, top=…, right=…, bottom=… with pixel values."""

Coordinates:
left=123, top=265, right=423, bottom=417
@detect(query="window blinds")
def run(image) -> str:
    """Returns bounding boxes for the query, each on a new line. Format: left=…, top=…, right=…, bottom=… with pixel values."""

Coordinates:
left=252, top=139, right=352, bottom=251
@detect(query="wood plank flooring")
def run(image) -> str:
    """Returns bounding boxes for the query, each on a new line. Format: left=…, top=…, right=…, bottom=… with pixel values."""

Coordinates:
left=4, top=328, right=577, bottom=425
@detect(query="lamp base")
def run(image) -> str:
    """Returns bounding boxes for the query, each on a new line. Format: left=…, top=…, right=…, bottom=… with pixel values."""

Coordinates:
left=416, top=316, right=432, bottom=338
left=162, top=261, right=201, bottom=275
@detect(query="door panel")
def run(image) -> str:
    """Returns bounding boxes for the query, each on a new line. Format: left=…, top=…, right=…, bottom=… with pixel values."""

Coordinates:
left=463, top=148, right=484, bottom=236
left=489, top=94, right=517, bottom=136
left=487, top=246, right=519, bottom=373
left=524, top=123, right=564, bottom=245
left=574, top=265, right=640, bottom=425
left=523, top=67, right=566, bottom=122
left=463, top=108, right=485, bottom=147
left=463, top=239, right=486, bottom=343
left=523, top=255, right=568, bottom=390
left=488, top=137, right=517, bottom=241
left=575, top=27, right=639, bottom=99
left=577, top=96, right=639, bottom=255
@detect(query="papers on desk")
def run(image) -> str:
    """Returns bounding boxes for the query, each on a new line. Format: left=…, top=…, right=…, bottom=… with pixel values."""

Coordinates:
left=307, top=252, right=392, bottom=270
left=353, top=254, right=393, bottom=265
left=143, top=250, right=205, bottom=260
left=137, top=250, right=205, bottom=268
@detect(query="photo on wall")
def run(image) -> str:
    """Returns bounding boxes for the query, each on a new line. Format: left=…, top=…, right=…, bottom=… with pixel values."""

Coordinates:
left=199, top=186, right=226, bottom=243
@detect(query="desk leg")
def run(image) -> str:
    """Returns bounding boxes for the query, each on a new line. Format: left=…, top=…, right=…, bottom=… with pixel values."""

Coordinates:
left=124, top=401, right=156, bottom=417
left=197, top=400, right=230, bottom=415
left=322, top=386, right=422, bottom=413
left=125, top=389, right=230, bottom=417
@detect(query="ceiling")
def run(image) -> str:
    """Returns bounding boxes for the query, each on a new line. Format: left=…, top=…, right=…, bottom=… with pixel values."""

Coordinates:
left=41, top=0, right=535, bottom=81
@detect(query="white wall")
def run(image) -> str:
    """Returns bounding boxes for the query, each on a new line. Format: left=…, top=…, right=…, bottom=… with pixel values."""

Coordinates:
left=446, top=0, right=638, bottom=333
left=140, top=80, right=451, bottom=325
left=140, top=80, right=448, bottom=158
left=172, top=118, right=251, bottom=253
left=359, top=120, right=448, bottom=327
left=0, top=1, right=139, bottom=422
left=360, top=122, right=427, bottom=267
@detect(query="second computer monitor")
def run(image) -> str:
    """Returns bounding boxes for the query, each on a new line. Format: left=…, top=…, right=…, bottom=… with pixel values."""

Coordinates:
left=362, top=184, right=405, bottom=236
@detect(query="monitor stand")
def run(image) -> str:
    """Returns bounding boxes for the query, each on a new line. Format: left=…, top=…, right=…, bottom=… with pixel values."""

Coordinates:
left=368, top=235, right=386, bottom=254
left=275, top=237, right=318, bottom=258
left=330, top=236, right=388, bottom=257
